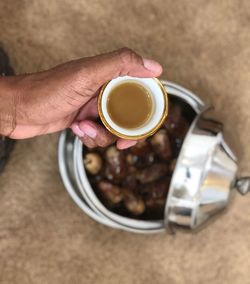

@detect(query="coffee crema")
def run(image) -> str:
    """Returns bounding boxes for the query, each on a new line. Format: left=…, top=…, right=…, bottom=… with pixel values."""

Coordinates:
left=107, top=82, right=153, bottom=129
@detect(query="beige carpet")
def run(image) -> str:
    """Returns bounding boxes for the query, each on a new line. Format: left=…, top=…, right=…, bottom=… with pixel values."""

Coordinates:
left=1, top=1, right=250, bottom=283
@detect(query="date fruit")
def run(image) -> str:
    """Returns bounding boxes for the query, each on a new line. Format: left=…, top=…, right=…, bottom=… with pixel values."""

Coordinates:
left=84, top=153, right=102, bottom=175
left=98, top=181, right=123, bottom=204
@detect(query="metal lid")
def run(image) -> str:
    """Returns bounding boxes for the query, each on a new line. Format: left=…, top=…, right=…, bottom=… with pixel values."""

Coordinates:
left=164, top=108, right=250, bottom=231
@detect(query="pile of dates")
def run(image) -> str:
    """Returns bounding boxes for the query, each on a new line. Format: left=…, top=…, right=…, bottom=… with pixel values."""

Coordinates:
left=83, top=97, right=195, bottom=220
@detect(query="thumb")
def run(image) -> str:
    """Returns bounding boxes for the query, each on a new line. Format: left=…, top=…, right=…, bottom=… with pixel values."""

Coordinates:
left=81, top=47, right=163, bottom=89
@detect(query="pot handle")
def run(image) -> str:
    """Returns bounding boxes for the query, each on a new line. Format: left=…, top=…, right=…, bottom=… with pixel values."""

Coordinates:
left=235, top=177, right=250, bottom=195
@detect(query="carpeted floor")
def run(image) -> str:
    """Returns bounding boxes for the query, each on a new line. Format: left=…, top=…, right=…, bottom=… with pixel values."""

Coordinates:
left=0, top=1, right=250, bottom=283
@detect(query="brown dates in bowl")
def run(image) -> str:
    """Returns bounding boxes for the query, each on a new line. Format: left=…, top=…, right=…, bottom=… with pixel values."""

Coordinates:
left=83, top=97, right=196, bottom=220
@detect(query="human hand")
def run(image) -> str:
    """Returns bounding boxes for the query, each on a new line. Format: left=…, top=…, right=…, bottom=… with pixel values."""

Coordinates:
left=0, top=48, right=162, bottom=149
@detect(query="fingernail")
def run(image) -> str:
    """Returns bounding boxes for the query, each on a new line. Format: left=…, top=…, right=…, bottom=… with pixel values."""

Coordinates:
left=71, top=123, right=85, bottom=137
left=143, top=58, right=163, bottom=74
left=80, top=123, right=97, bottom=139
left=118, top=140, right=137, bottom=150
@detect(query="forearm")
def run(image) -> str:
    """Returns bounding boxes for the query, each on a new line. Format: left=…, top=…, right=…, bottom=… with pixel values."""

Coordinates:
left=0, top=76, right=18, bottom=136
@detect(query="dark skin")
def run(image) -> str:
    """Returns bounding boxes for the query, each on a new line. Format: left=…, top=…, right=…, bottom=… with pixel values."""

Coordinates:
left=0, top=48, right=162, bottom=149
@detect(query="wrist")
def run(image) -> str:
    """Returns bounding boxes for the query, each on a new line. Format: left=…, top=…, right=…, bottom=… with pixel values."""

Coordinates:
left=0, top=76, right=21, bottom=137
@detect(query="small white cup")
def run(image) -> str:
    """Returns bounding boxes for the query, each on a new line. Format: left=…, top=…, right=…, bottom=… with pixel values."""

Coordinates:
left=98, top=76, right=168, bottom=140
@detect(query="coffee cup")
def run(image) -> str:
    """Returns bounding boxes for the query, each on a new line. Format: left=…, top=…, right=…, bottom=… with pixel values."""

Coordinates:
left=98, top=76, right=168, bottom=139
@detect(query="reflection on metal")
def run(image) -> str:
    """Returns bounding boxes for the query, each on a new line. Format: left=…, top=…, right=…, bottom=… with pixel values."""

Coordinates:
left=235, top=177, right=250, bottom=195
left=165, top=108, right=240, bottom=230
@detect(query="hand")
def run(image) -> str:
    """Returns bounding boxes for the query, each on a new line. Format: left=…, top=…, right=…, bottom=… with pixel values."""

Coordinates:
left=0, top=48, right=162, bottom=149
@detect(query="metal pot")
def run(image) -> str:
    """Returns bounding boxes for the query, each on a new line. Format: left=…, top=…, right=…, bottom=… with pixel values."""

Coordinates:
left=58, top=81, right=250, bottom=233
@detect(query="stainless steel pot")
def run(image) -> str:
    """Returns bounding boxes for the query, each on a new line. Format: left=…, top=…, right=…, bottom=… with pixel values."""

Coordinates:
left=58, top=81, right=250, bottom=233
